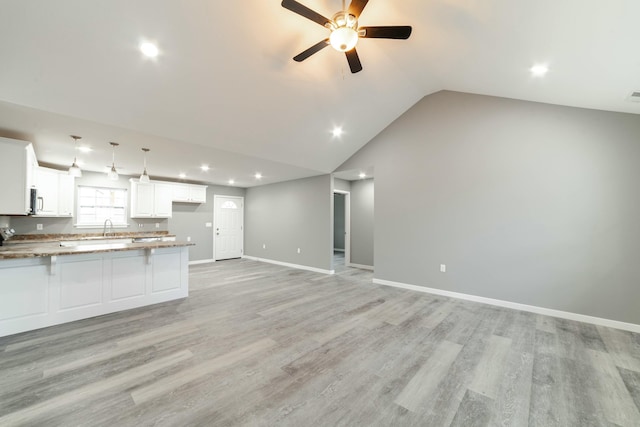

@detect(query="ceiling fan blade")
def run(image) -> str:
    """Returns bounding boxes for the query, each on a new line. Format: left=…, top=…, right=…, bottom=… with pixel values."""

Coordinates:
left=293, top=39, right=330, bottom=62
left=281, top=0, right=331, bottom=27
left=345, top=49, right=363, bottom=73
left=348, top=0, right=369, bottom=17
left=359, top=26, right=412, bottom=39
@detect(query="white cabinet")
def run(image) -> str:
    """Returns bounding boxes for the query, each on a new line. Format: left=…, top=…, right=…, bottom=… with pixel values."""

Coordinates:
left=34, top=167, right=75, bottom=217
left=130, top=180, right=173, bottom=218
left=131, top=182, right=155, bottom=217
left=58, top=174, right=75, bottom=216
left=154, top=183, right=173, bottom=217
left=0, top=137, right=37, bottom=215
left=171, top=183, right=207, bottom=203
left=0, top=247, right=190, bottom=338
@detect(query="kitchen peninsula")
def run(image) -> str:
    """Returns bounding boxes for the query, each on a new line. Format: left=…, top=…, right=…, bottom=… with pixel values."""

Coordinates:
left=0, top=232, right=193, bottom=338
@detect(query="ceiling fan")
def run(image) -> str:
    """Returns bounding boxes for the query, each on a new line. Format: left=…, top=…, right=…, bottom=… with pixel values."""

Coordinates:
left=281, top=0, right=412, bottom=73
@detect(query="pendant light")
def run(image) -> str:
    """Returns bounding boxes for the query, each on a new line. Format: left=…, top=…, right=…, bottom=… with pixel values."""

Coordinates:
left=107, top=142, right=119, bottom=181
left=68, top=135, right=82, bottom=178
left=139, top=148, right=150, bottom=183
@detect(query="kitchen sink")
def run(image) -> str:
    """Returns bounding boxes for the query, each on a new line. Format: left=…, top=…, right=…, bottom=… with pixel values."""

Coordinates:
left=59, top=238, right=133, bottom=247
left=132, top=237, right=162, bottom=243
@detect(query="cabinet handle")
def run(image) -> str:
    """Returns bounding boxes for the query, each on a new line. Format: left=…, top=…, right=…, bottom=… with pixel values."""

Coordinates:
left=37, top=197, right=44, bottom=212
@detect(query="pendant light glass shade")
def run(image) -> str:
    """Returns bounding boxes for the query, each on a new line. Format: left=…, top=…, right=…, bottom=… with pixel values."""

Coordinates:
left=107, top=142, right=119, bottom=181
left=68, top=135, right=82, bottom=178
left=139, top=148, right=150, bottom=183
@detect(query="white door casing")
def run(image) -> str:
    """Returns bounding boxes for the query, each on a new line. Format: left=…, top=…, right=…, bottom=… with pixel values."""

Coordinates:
left=214, top=195, right=244, bottom=260
left=334, top=190, right=350, bottom=266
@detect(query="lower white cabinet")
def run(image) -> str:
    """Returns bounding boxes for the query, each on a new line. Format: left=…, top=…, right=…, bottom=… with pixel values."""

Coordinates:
left=0, top=246, right=189, bottom=338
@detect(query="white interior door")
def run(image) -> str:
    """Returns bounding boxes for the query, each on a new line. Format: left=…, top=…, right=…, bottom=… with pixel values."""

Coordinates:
left=214, top=195, right=244, bottom=260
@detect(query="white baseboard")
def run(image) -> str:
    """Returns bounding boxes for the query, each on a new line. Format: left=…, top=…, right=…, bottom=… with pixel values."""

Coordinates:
left=348, top=263, right=374, bottom=271
left=373, top=278, right=640, bottom=334
left=242, top=255, right=334, bottom=275
left=189, top=259, right=215, bottom=265
left=333, top=248, right=345, bottom=253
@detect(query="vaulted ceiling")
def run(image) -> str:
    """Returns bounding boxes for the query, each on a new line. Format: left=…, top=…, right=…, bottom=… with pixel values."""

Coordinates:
left=1, top=0, right=639, bottom=187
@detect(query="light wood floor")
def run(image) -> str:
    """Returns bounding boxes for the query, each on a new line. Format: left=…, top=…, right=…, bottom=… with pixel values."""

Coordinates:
left=1, top=259, right=640, bottom=426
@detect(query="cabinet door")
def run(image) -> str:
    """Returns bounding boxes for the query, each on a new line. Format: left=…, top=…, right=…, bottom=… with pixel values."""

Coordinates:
left=0, top=138, right=33, bottom=215
left=189, top=185, right=207, bottom=203
left=132, top=182, right=155, bottom=218
left=171, top=184, right=190, bottom=202
left=58, top=174, right=75, bottom=216
left=35, top=168, right=59, bottom=216
left=154, top=184, right=173, bottom=218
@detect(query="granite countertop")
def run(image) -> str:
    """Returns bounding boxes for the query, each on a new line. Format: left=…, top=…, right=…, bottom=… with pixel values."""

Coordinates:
left=0, top=240, right=194, bottom=260
left=5, top=231, right=175, bottom=245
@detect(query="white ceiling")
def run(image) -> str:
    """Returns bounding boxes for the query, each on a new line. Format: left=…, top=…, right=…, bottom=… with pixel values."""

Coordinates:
left=1, top=0, right=639, bottom=187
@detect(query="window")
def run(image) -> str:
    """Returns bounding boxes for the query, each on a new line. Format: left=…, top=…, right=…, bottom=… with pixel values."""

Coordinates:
left=76, top=186, right=128, bottom=227
left=221, top=200, right=238, bottom=209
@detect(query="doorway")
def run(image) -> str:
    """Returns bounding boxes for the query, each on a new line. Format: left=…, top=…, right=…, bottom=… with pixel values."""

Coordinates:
left=214, top=195, right=244, bottom=261
left=333, top=190, right=350, bottom=272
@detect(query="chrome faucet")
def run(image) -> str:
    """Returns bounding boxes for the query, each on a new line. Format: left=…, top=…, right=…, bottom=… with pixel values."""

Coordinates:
left=103, top=219, right=114, bottom=237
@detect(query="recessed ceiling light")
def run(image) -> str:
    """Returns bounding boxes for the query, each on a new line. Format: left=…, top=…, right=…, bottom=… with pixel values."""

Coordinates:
left=530, top=64, right=549, bottom=77
left=332, top=127, right=343, bottom=138
left=78, top=146, right=92, bottom=153
left=228, top=179, right=235, bottom=185
left=140, top=42, right=159, bottom=58
left=254, top=173, right=262, bottom=179
left=200, top=165, right=210, bottom=172
left=179, top=173, right=186, bottom=179
left=359, top=172, right=366, bottom=179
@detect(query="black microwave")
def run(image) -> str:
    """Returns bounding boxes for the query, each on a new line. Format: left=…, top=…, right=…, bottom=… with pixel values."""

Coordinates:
left=29, top=187, right=37, bottom=215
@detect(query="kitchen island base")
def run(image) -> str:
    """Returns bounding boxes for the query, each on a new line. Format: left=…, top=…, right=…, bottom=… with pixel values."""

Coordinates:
left=0, top=246, right=188, bottom=338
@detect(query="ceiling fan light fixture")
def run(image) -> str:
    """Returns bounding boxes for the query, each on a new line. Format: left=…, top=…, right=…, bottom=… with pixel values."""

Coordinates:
left=329, top=11, right=358, bottom=52
left=330, top=27, right=358, bottom=52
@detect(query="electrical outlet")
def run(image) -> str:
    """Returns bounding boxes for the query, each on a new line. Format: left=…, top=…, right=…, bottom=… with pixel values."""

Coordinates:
left=262, top=244, right=266, bottom=249
left=155, top=223, right=160, bottom=228
left=440, top=264, right=446, bottom=273
left=187, top=236, right=191, bottom=242
left=138, top=223, right=143, bottom=228
left=205, top=222, right=212, bottom=228
left=36, top=224, right=43, bottom=231
left=297, top=248, right=301, bottom=254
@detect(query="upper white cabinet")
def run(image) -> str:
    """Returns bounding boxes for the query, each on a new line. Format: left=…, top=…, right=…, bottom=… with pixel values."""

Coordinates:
left=33, top=167, right=75, bottom=217
left=130, top=181, right=173, bottom=218
left=171, top=183, right=207, bottom=203
left=0, top=137, right=37, bottom=215
left=154, top=183, right=173, bottom=217
left=130, top=180, right=207, bottom=218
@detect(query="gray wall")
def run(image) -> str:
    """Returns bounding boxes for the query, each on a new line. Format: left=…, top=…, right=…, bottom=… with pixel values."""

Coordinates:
left=9, top=170, right=168, bottom=235
left=333, top=193, right=345, bottom=250
left=350, top=178, right=374, bottom=266
left=169, top=185, right=245, bottom=262
left=337, top=90, right=640, bottom=325
left=245, top=174, right=332, bottom=271
left=333, top=178, right=351, bottom=192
